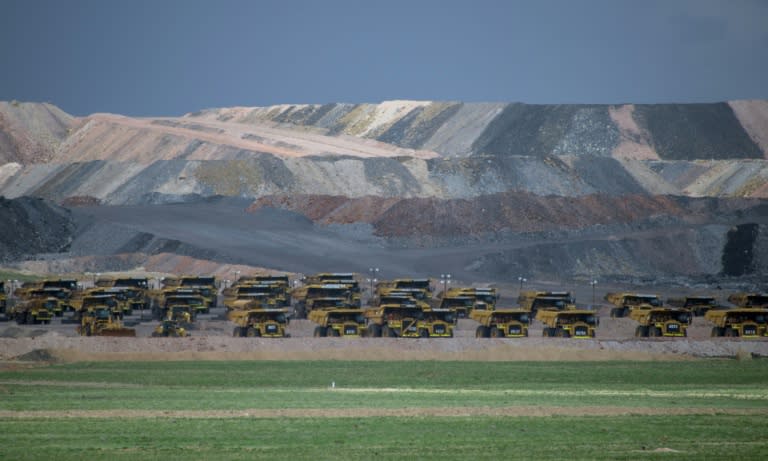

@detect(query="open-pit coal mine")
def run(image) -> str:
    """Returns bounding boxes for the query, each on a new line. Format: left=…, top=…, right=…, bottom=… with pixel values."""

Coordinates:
left=0, top=99, right=767, bottom=360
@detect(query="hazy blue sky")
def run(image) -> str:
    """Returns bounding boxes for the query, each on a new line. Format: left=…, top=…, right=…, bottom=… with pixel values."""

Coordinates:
left=1, top=0, right=766, bottom=116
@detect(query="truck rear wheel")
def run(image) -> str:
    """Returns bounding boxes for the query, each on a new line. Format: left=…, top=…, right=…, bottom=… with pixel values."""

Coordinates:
left=711, top=326, right=724, bottom=337
left=327, top=326, right=340, bottom=337
left=368, top=324, right=382, bottom=337
left=313, top=326, right=326, bottom=337
left=246, top=327, right=257, bottom=337
left=490, top=327, right=505, bottom=338
left=233, top=326, right=242, bottom=337
left=475, top=326, right=490, bottom=338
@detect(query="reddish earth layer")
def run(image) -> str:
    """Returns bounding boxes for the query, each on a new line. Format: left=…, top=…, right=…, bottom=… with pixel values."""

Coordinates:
left=249, top=193, right=758, bottom=237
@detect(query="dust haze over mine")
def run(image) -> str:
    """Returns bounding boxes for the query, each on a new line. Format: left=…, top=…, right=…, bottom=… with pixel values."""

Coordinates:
left=0, top=99, right=766, bottom=287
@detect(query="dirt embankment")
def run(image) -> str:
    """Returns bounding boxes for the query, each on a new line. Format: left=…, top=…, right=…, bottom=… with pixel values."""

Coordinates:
left=249, top=193, right=764, bottom=238
left=2, top=336, right=766, bottom=364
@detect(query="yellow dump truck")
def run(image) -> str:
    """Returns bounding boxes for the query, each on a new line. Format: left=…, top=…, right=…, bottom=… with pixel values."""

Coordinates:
left=364, top=302, right=422, bottom=337
left=666, top=295, right=719, bottom=317
left=471, top=309, right=531, bottom=338
left=437, top=295, right=475, bottom=318
left=151, top=292, right=205, bottom=320
left=77, top=307, right=135, bottom=337
left=71, top=293, right=123, bottom=320
left=537, top=310, right=598, bottom=338
left=705, top=308, right=768, bottom=338
left=605, top=292, right=663, bottom=318
left=517, top=290, right=575, bottom=317
left=629, top=308, right=690, bottom=337
left=292, top=283, right=356, bottom=318
left=727, top=293, right=768, bottom=308
left=96, top=277, right=150, bottom=311
left=302, top=273, right=361, bottom=307
left=375, top=279, right=433, bottom=300
left=223, top=284, right=285, bottom=310
left=443, top=287, right=498, bottom=311
left=225, top=295, right=278, bottom=313
left=161, top=276, right=217, bottom=309
left=416, top=308, right=455, bottom=338
left=364, top=303, right=454, bottom=338
left=20, top=278, right=79, bottom=297
left=165, top=304, right=194, bottom=325
left=373, top=290, right=432, bottom=308
left=308, top=308, right=366, bottom=337
left=230, top=308, right=290, bottom=337
left=151, top=319, right=188, bottom=337
left=9, top=298, right=56, bottom=324
left=15, top=288, right=69, bottom=316
left=233, top=275, right=291, bottom=306
left=74, top=288, right=133, bottom=316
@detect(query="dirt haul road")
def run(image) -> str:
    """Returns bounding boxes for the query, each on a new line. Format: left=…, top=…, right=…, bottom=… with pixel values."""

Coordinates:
left=2, top=311, right=766, bottom=363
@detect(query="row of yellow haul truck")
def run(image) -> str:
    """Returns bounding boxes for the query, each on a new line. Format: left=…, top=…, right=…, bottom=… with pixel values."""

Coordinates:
left=2, top=275, right=767, bottom=339
left=0, top=276, right=218, bottom=337
left=221, top=273, right=768, bottom=340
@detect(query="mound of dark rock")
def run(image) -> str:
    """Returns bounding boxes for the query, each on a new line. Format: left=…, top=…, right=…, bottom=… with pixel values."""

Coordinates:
left=0, top=196, right=75, bottom=262
left=14, top=349, right=59, bottom=362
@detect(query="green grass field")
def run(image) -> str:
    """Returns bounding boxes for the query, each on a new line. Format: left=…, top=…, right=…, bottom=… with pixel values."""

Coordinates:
left=1, top=360, right=766, bottom=460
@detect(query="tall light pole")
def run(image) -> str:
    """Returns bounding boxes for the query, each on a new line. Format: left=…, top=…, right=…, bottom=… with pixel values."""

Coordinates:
left=590, top=279, right=598, bottom=307
left=518, top=276, right=527, bottom=291
left=368, top=267, right=379, bottom=298
left=440, top=274, right=451, bottom=293
left=366, top=277, right=377, bottom=300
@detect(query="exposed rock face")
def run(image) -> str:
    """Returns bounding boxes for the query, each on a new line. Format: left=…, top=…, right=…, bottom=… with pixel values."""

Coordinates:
left=0, top=101, right=74, bottom=164
left=188, top=100, right=767, bottom=161
left=2, top=100, right=766, bottom=205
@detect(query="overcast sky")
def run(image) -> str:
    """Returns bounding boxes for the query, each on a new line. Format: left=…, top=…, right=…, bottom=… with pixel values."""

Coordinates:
left=1, top=0, right=766, bottom=116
